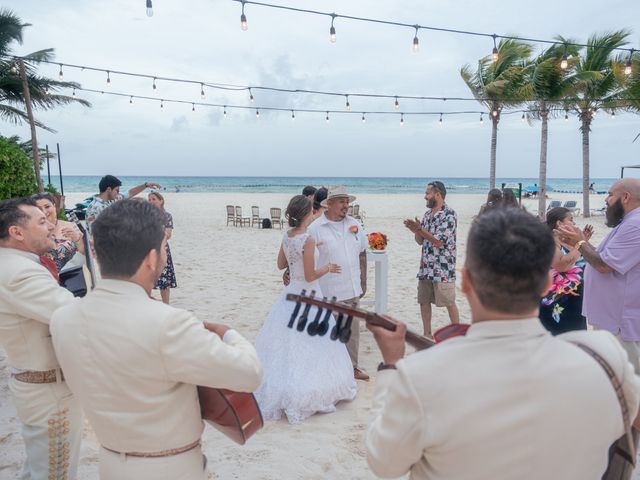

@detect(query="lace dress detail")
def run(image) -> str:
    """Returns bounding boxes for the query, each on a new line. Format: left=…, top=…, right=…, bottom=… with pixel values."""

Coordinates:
left=254, top=231, right=357, bottom=424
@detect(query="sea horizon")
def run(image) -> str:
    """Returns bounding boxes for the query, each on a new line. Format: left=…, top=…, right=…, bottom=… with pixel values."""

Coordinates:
left=49, top=175, right=619, bottom=195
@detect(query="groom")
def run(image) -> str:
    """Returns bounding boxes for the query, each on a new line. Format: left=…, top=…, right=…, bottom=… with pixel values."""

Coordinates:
left=308, top=186, right=369, bottom=380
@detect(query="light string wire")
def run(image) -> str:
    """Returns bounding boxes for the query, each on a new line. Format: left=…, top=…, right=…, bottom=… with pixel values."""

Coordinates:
left=73, top=86, right=638, bottom=119
left=231, top=0, right=638, bottom=54
left=9, top=55, right=640, bottom=105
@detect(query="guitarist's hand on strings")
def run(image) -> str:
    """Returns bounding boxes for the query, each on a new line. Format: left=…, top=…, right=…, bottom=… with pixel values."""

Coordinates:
left=367, top=316, right=407, bottom=366
left=203, top=322, right=230, bottom=339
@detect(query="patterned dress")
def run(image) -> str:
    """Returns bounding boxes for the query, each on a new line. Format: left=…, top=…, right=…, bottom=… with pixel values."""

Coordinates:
left=539, top=246, right=587, bottom=335
left=155, top=212, right=177, bottom=290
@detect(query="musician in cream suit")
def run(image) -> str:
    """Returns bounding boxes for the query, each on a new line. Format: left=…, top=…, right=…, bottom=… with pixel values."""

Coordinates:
left=0, top=197, right=81, bottom=480
left=50, top=199, right=263, bottom=480
left=366, top=207, right=640, bottom=480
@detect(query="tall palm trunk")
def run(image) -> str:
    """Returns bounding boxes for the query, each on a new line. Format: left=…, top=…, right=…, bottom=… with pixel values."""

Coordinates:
left=580, top=110, right=592, bottom=218
left=489, top=114, right=499, bottom=189
left=18, top=59, right=43, bottom=192
left=537, top=105, right=548, bottom=219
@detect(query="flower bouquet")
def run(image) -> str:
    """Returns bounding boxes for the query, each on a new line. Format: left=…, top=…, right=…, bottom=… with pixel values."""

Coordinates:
left=367, top=232, right=388, bottom=253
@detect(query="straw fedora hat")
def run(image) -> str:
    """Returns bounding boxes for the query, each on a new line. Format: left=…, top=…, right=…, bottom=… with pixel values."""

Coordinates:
left=320, top=185, right=356, bottom=207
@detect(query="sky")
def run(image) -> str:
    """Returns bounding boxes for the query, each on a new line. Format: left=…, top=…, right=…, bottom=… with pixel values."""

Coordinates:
left=3, top=0, right=640, bottom=178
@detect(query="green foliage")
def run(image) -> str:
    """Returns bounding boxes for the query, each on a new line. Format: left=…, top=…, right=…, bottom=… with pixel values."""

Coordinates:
left=0, top=135, right=37, bottom=200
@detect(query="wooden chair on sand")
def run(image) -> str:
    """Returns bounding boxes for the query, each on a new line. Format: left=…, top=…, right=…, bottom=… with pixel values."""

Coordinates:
left=270, top=208, right=283, bottom=229
left=347, top=205, right=354, bottom=216
left=226, top=205, right=236, bottom=226
left=235, top=206, right=251, bottom=227
left=352, top=204, right=362, bottom=220
left=251, top=206, right=261, bottom=228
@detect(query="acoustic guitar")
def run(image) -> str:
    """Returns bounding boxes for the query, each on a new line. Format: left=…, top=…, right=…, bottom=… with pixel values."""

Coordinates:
left=285, top=291, right=470, bottom=349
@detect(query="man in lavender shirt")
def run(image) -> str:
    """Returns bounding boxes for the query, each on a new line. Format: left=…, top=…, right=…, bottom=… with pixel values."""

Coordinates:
left=559, top=178, right=640, bottom=371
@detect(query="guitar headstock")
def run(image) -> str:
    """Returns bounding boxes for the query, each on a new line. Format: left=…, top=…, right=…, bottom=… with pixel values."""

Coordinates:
left=285, top=292, right=354, bottom=343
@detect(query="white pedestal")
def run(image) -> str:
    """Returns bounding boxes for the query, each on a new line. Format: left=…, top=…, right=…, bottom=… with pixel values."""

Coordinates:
left=361, top=250, right=389, bottom=314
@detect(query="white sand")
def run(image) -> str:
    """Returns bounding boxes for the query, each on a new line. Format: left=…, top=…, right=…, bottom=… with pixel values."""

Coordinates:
left=0, top=191, right=611, bottom=479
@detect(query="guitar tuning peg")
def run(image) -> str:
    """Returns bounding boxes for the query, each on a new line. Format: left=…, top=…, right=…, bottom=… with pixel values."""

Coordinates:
left=287, top=289, right=306, bottom=328
left=317, top=305, right=332, bottom=336
left=330, top=313, right=344, bottom=341
left=307, top=299, right=325, bottom=336
left=296, top=290, right=315, bottom=332
left=338, top=315, right=353, bottom=344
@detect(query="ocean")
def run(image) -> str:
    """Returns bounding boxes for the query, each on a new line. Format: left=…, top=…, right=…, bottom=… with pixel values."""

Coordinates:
left=51, top=176, right=616, bottom=195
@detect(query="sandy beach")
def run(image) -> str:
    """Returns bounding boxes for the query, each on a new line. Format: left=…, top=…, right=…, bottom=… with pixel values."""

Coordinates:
left=0, top=190, right=611, bottom=479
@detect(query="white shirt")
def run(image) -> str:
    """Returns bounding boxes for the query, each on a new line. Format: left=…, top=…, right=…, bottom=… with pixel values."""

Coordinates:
left=366, top=318, right=640, bottom=480
left=308, top=214, right=367, bottom=301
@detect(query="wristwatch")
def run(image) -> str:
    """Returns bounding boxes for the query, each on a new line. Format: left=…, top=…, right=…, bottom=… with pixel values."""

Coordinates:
left=575, top=240, right=587, bottom=251
left=377, top=362, right=397, bottom=371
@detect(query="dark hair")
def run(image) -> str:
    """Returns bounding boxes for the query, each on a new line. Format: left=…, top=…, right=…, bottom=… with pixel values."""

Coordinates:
left=302, top=185, right=317, bottom=197
left=148, top=191, right=165, bottom=211
left=313, top=187, right=328, bottom=210
left=92, top=199, right=165, bottom=277
left=486, top=188, right=503, bottom=205
left=545, top=207, right=570, bottom=231
left=31, top=192, right=56, bottom=206
left=285, top=195, right=312, bottom=227
left=99, top=175, right=122, bottom=193
left=0, top=197, right=38, bottom=239
left=502, top=189, right=519, bottom=208
left=466, top=208, right=555, bottom=313
left=428, top=181, right=447, bottom=199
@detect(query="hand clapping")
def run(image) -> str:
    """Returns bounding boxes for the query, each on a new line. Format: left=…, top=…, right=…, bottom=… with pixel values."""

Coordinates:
left=404, top=217, right=421, bottom=233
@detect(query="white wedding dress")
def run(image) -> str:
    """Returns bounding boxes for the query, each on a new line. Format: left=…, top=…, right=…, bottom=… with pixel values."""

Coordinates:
left=254, top=231, right=357, bottom=424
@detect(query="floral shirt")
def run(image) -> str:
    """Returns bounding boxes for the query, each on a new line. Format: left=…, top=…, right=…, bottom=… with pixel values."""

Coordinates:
left=45, top=238, right=78, bottom=272
left=86, top=193, right=127, bottom=233
left=417, top=204, right=457, bottom=282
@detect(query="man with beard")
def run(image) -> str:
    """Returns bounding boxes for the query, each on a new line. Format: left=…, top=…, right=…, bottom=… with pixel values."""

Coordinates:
left=50, top=199, right=263, bottom=479
left=558, top=178, right=640, bottom=372
left=404, top=181, right=459, bottom=337
left=0, top=197, right=81, bottom=480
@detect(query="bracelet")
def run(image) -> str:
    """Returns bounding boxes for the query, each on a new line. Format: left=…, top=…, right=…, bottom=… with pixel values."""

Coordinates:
left=574, top=240, right=586, bottom=251
left=377, top=362, right=397, bottom=371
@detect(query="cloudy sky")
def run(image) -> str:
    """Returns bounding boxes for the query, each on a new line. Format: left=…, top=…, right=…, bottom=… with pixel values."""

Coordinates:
left=4, top=0, right=640, bottom=178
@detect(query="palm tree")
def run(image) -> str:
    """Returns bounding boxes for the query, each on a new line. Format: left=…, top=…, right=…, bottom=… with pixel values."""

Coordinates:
left=523, top=39, right=580, bottom=218
left=616, top=54, right=640, bottom=142
left=461, top=38, right=533, bottom=189
left=0, top=9, right=90, bottom=132
left=563, top=30, right=630, bottom=217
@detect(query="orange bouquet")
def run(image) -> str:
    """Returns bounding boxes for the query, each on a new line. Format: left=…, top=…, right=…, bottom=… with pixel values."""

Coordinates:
left=367, top=232, right=388, bottom=251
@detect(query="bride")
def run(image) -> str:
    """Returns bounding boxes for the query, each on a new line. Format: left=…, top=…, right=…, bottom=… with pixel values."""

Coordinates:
left=254, top=195, right=357, bottom=424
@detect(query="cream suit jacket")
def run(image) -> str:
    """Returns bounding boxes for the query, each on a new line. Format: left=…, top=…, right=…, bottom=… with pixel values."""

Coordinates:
left=50, top=279, right=263, bottom=453
left=366, top=318, right=640, bottom=480
left=0, top=247, right=75, bottom=370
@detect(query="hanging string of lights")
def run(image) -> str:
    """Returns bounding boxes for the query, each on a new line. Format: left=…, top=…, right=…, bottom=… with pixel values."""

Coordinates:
left=12, top=56, right=640, bottom=108
left=228, top=0, right=637, bottom=60
left=71, top=86, right=635, bottom=123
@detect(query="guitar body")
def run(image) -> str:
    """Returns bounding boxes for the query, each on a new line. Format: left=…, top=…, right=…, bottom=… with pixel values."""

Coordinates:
left=198, top=387, right=263, bottom=445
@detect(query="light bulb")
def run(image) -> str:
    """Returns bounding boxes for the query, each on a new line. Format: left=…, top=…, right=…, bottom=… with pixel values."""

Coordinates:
left=129, top=96, right=133, bottom=104
left=241, top=14, right=248, bottom=31
left=10, top=64, right=17, bottom=74
left=160, top=99, right=164, bottom=109
left=326, top=112, right=330, bottom=123
left=439, top=114, right=443, bottom=126
left=560, top=54, right=568, bottom=70
left=591, top=109, right=596, bottom=117
left=491, top=35, right=499, bottom=63
left=480, top=114, right=484, bottom=124
left=291, top=110, right=295, bottom=120
left=394, top=97, right=399, bottom=110
left=146, top=0, right=153, bottom=17
left=400, top=113, right=404, bottom=126
left=152, top=78, right=157, bottom=90
left=611, top=111, right=615, bottom=119
left=45, top=86, right=50, bottom=95
left=625, top=50, right=634, bottom=76
left=192, top=103, right=195, bottom=112
left=256, top=109, right=259, bottom=118
left=200, top=83, right=205, bottom=99
left=412, top=26, right=420, bottom=53
left=106, top=71, right=111, bottom=85
left=492, top=110, right=498, bottom=117
left=362, top=113, right=366, bottom=123
left=329, top=15, right=336, bottom=43
left=72, top=88, right=76, bottom=96
left=345, top=96, right=350, bottom=111
left=564, top=112, right=568, bottom=121
left=223, top=107, right=227, bottom=118
left=249, top=89, right=254, bottom=102
left=521, top=113, right=525, bottom=122
left=58, top=64, right=63, bottom=80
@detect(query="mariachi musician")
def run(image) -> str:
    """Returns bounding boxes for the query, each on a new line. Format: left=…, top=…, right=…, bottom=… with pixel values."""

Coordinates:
left=51, top=199, right=262, bottom=479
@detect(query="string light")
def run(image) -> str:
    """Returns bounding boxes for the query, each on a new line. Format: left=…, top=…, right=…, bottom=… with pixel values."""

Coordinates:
left=224, top=106, right=227, bottom=118
left=491, top=35, right=499, bottom=63
left=160, top=99, right=164, bottom=108
left=610, top=110, right=615, bottom=119
left=329, top=14, right=337, bottom=43
left=394, top=96, right=399, bottom=109
left=492, top=109, right=498, bottom=117
left=146, top=0, right=153, bottom=17
left=106, top=70, right=111, bottom=85
left=10, top=64, right=17, bottom=74
left=192, top=103, right=195, bottom=111
left=45, top=86, right=50, bottom=95
left=362, top=112, right=366, bottom=123
left=249, top=88, right=254, bottom=102
left=400, top=113, right=404, bottom=126
left=345, top=95, right=350, bottom=110
left=256, top=108, right=260, bottom=118
left=412, top=26, right=419, bottom=53
left=291, top=110, right=295, bottom=120
left=625, top=49, right=634, bottom=76
left=439, top=113, right=443, bottom=125
left=200, top=83, right=205, bottom=99
left=72, top=88, right=76, bottom=96
left=521, top=112, right=525, bottom=122
left=326, top=111, right=330, bottom=123
left=564, top=110, right=568, bottom=121
left=560, top=54, right=568, bottom=70
left=152, top=77, right=157, bottom=90
left=129, top=96, right=133, bottom=104
left=480, top=113, right=484, bottom=124
left=240, top=1, right=248, bottom=31
left=58, top=64, right=63, bottom=79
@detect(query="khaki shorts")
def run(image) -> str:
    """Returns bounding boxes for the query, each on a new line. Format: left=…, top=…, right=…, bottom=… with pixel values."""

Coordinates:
left=417, top=278, right=456, bottom=307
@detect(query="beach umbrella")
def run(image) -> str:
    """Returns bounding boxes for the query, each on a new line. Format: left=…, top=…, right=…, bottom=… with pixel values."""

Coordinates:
left=524, top=185, right=538, bottom=192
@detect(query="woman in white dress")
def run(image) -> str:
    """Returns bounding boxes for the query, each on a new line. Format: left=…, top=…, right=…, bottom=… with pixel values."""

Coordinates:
left=255, top=195, right=357, bottom=424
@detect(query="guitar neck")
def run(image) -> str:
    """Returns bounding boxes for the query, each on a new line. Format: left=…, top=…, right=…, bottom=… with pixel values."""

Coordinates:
left=285, top=294, right=434, bottom=350
left=68, top=212, right=97, bottom=289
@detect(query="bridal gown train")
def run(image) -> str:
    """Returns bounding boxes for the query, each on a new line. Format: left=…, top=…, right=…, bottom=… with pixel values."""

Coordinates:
left=254, top=231, right=357, bottom=424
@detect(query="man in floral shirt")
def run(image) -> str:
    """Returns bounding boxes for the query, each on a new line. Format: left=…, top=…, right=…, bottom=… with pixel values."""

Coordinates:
left=404, top=181, right=459, bottom=336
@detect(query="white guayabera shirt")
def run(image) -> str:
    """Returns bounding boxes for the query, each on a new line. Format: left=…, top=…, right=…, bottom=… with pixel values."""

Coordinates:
left=308, top=214, right=367, bottom=301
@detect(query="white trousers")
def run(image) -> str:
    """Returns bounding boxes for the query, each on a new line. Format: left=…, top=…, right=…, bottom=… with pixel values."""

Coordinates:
left=99, top=445, right=208, bottom=480
left=9, top=377, right=82, bottom=480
